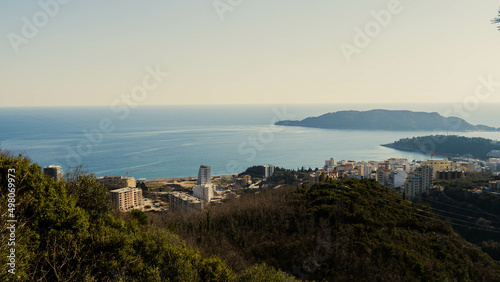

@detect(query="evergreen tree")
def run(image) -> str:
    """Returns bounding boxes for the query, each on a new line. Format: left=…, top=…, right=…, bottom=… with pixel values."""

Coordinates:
left=493, top=8, right=500, bottom=30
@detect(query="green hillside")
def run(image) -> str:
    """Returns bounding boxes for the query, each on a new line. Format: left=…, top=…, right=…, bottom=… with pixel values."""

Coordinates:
left=382, top=135, right=500, bottom=160
left=417, top=173, right=500, bottom=261
left=167, top=178, right=500, bottom=281
left=0, top=152, right=293, bottom=281
left=3, top=150, right=500, bottom=281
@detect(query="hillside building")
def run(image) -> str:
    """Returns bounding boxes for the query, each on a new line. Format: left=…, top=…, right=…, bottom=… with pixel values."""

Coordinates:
left=193, top=184, right=215, bottom=202
left=437, top=169, right=465, bottom=180
left=109, top=187, right=143, bottom=211
left=404, top=165, right=433, bottom=200
left=97, top=176, right=136, bottom=189
left=404, top=176, right=422, bottom=200
left=194, top=165, right=215, bottom=202
left=363, top=163, right=374, bottom=179
left=421, top=159, right=454, bottom=179
left=388, top=169, right=407, bottom=188
left=324, top=158, right=336, bottom=170
left=264, top=165, right=275, bottom=178
left=377, top=169, right=391, bottom=186
left=168, top=191, right=203, bottom=212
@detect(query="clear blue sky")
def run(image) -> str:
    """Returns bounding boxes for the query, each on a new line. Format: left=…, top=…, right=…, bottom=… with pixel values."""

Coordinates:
left=1, top=0, right=500, bottom=106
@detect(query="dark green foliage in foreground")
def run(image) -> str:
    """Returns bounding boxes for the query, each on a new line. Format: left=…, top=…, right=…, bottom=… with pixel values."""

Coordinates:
left=382, top=135, right=500, bottom=160
left=0, top=152, right=292, bottom=281
left=237, top=264, right=296, bottom=282
left=420, top=173, right=500, bottom=260
left=168, top=178, right=500, bottom=281
left=131, top=209, right=149, bottom=226
left=296, top=180, right=500, bottom=280
left=434, top=172, right=500, bottom=190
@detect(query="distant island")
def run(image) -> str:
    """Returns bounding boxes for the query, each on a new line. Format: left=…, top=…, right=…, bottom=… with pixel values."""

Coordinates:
left=382, top=135, right=500, bottom=160
left=275, top=109, right=499, bottom=131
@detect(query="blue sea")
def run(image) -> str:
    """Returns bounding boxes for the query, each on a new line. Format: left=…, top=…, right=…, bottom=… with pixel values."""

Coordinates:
left=1, top=104, right=500, bottom=179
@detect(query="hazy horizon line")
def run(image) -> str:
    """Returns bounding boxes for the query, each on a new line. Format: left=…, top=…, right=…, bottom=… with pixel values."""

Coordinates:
left=3, top=102, right=500, bottom=109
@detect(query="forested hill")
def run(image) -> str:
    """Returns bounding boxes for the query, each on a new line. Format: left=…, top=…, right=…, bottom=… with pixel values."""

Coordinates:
left=382, top=135, right=500, bottom=160
left=3, top=151, right=500, bottom=281
left=167, top=178, right=500, bottom=281
left=0, top=152, right=294, bottom=281
left=275, top=109, right=499, bottom=131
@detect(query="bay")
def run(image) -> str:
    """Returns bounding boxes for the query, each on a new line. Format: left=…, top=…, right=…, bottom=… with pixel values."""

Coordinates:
left=1, top=103, right=499, bottom=179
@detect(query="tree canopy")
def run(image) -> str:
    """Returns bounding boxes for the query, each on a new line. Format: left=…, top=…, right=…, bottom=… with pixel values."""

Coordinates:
left=0, top=151, right=294, bottom=281
left=493, top=8, right=500, bottom=30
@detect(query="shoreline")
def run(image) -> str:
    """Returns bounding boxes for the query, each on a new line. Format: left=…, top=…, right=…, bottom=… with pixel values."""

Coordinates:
left=141, top=174, right=237, bottom=183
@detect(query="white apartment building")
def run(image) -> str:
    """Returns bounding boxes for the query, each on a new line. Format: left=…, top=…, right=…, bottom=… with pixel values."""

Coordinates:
left=389, top=169, right=407, bottom=188
left=404, top=165, right=433, bottom=200
left=325, top=158, right=336, bottom=170
left=193, top=184, right=215, bottom=202
left=264, top=165, right=275, bottom=178
left=109, top=187, right=143, bottom=211
left=169, top=191, right=203, bottom=212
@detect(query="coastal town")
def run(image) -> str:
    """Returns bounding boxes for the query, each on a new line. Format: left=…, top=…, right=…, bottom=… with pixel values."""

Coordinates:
left=41, top=155, right=500, bottom=214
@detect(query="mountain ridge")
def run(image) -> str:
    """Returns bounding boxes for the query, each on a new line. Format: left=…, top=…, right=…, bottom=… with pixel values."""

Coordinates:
left=275, top=109, right=499, bottom=131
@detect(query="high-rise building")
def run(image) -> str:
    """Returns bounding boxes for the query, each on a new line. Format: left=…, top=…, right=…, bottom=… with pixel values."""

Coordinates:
left=404, top=176, right=422, bottom=200
left=421, top=159, right=453, bottom=179
left=388, top=169, right=407, bottom=188
left=43, top=165, right=63, bottom=182
left=404, top=165, right=433, bottom=200
left=264, top=165, right=275, bottom=178
left=415, top=165, right=433, bottom=192
left=363, top=163, right=374, bottom=179
left=109, top=187, right=143, bottom=211
left=354, top=165, right=365, bottom=178
left=324, top=158, right=335, bottom=170
left=194, top=165, right=214, bottom=202
left=197, top=165, right=211, bottom=185
left=377, top=169, right=391, bottom=186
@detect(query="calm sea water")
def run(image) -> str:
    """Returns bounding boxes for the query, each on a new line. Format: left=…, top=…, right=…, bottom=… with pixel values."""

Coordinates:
left=1, top=104, right=500, bottom=179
